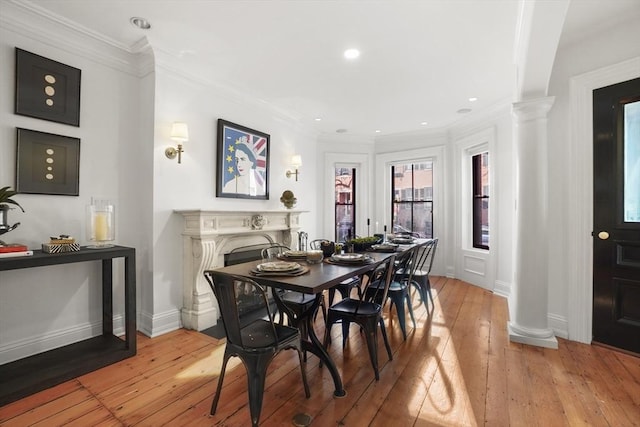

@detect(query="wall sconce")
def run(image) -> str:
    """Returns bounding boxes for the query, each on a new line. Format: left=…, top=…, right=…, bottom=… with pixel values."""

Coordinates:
left=165, top=122, right=188, bottom=164
left=286, top=154, right=302, bottom=181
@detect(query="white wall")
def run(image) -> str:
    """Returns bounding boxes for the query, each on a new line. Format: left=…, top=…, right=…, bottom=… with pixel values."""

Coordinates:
left=0, top=7, right=148, bottom=362
left=146, top=64, right=322, bottom=335
left=546, top=20, right=640, bottom=339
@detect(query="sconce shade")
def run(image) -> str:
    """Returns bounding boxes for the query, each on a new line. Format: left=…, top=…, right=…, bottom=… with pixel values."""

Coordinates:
left=171, top=122, right=189, bottom=142
left=291, top=154, right=302, bottom=167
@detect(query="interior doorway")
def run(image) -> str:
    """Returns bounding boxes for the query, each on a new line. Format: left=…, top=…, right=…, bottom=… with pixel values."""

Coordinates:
left=592, top=77, right=640, bottom=354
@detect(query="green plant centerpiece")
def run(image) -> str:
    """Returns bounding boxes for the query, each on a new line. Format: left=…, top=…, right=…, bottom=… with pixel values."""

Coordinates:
left=346, top=235, right=382, bottom=252
left=0, top=186, right=24, bottom=244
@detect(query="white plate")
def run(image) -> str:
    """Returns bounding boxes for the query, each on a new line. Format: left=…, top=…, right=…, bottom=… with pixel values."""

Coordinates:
left=372, top=243, right=398, bottom=250
left=257, top=261, right=301, bottom=272
left=284, top=250, right=307, bottom=257
left=332, top=253, right=365, bottom=262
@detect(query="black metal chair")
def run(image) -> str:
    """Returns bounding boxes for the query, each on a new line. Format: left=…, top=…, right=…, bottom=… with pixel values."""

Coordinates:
left=203, top=272, right=310, bottom=427
left=309, top=238, right=362, bottom=304
left=261, top=245, right=327, bottom=340
left=323, top=255, right=396, bottom=380
left=408, top=238, right=438, bottom=314
left=365, top=245, right=418, bottom=340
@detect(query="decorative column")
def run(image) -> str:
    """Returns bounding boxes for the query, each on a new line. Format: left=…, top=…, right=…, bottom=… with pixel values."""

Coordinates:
left=509, top=97, right=558, bottom=349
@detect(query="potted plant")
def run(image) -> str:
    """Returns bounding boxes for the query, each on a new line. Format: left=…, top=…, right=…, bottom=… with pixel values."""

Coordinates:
left=346, top=235, right=382, bottom=252
left=0, top=186, right=24, bottom=231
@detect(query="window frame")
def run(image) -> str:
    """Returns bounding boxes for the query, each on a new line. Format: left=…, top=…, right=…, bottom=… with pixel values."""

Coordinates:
left=390, top=160, right=434, bottom=238
left=472, top=151, right=490, bottom=250
left=335, top=167, right=356, bottom=242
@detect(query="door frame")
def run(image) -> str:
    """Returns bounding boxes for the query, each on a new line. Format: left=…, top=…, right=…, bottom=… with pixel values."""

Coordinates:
left=568, top=57, right=640, bottom=344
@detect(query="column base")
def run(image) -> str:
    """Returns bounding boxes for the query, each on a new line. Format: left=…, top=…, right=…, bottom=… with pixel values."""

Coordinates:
left=508, top=322, right=558, bottom=349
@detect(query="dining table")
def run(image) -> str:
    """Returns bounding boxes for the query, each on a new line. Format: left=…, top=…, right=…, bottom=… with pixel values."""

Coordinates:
left=207, top=239, right=426, bottom=398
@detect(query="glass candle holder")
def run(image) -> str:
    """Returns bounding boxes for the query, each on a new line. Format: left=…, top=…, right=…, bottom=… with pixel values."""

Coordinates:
left=86, top=199, right=115, bottom=248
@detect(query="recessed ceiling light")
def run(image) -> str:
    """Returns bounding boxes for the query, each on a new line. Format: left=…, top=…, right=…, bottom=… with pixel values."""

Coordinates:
left=314, top=118, right=322, bottom=121
left=375, top=130, right=381, bottom=133
left=344, top=48, right=360, bottom=59
left=457, top=108, right=472, bottom=114
left=130, top=17, right=151, bottom=30
left=420, top=122, right=428, bottom=125
left=469, top=97, right=478, bottom=102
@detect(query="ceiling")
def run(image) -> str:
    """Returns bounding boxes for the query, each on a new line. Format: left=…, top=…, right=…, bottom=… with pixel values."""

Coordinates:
left=16, top=0, right=640, bottom=138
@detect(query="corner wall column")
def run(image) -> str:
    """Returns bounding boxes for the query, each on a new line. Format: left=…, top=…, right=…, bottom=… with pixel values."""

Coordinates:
left=509, top=96, right=558, bottom=349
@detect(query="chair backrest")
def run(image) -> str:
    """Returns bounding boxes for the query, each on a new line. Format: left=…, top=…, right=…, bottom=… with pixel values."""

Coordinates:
left=309, top=239, right=329, bottom=250
left=362, top=254, right=396, bottom=307
left=260, top=244, right=290, bottom=261
left=203, top=272, right=278, bottom=347
left=394, top=244, right=419, bottom=284
left=415, top=238, right=438, bottom=274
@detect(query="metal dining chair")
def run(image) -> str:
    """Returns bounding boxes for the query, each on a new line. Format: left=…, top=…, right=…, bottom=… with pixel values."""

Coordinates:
left=323, top=255, right=396, bottom=380
left=203, top=272, right=310, bottom=427
left=260, top=245, right=327, bottom=352
left=407, top=238, right=438, bottom=314
left=365, top=245, right=418, bottom=340
left=309, top=238, right=362, bottom=304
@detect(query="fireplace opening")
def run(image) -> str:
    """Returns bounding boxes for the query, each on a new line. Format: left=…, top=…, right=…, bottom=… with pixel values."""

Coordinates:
left=202, top=243, right=278, bottom=340
left=224, top=243, right=275, bottom=317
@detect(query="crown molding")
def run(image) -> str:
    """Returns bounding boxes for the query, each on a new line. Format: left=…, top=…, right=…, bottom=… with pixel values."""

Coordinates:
left=1, top=0, right=148, bottom=77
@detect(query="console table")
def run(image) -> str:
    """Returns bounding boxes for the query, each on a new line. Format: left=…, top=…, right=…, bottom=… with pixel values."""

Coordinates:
left=0, top=245, right=136, bottom=405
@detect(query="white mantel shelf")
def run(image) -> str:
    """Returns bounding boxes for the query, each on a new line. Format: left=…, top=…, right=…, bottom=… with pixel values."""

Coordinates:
left=174, top=209, right=306, bottom=331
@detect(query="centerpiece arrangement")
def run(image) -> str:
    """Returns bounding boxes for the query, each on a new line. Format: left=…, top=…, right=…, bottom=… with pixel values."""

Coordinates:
left=345, top=235, right=382, bottom=252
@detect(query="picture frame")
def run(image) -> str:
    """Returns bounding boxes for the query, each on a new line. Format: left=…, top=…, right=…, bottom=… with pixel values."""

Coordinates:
left=216, top=119, right=270, bottom=200
left=15, top=48, right=81, bottom=127
left=16, top=128, right=80, bottom=196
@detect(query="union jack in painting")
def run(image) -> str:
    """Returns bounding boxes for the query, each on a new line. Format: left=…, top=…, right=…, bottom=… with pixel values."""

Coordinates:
left=216, top=119, right=270, bottom=199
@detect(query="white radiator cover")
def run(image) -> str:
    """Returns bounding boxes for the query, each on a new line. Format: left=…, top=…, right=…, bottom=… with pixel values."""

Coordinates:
left=175, top=209, right=304, bottom=330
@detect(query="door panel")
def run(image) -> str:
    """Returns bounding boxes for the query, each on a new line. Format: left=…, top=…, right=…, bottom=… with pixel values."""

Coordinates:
left=592, top=77, right=640, bottom=354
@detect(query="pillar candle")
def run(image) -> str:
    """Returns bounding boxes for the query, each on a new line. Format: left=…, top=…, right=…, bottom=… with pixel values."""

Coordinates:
left=94, top=213, right=109, bottom=241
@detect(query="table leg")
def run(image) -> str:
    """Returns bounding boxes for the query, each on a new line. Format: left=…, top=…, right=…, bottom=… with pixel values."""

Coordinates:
left=272, top=292, right=346, bottom=397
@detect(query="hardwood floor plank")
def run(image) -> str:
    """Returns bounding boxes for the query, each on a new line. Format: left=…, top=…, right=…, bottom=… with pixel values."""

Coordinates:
left=3, top=276, right=638, bottom=427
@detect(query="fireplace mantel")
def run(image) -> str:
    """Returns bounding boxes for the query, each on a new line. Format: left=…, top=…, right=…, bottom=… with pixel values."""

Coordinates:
left=175, top=209, right=305, bottom=330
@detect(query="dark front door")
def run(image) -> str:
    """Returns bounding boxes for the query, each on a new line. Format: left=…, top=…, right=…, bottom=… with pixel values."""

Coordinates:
left=592, top=77, right=640, bottom=354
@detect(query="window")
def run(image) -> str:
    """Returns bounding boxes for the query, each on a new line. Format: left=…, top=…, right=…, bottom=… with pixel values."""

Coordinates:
left=391, top=161, right=433, bottom=238
left=335, top=167, right=356, bottom=242
left=472, top=152, right=489, bottom=249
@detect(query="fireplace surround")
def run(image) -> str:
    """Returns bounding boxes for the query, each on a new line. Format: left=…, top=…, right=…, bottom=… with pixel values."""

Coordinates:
left=175, top=209, right=303, bottom=330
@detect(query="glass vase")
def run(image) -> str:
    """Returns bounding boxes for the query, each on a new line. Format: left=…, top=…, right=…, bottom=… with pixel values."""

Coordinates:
left=86, top=199, right=115, bottom=248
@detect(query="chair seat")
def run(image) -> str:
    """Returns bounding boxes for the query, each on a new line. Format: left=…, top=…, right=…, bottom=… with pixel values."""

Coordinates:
left=280, top=291, right=316, bottom=307
left=329, top=298, right=381, bottom=317
left=240, top=319, right=299, bottom=349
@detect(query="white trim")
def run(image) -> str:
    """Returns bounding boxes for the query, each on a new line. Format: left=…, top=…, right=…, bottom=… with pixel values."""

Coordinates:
left=548, top=313, right=569, bottom=339
left=453, top=127, right=497, bottom=290
left=375, top=146, right=446, bottom=276
left=0, top=316, right=126, bottom=364
left=568, top=57, right=640, bottom=344
left=323, top=152, right=371, bottom=239
left=493, top=280, right=511, bottom=298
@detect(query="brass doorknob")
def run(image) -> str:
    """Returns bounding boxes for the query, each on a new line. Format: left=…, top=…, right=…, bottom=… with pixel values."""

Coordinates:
left=597, top=231, right=609, bottom=240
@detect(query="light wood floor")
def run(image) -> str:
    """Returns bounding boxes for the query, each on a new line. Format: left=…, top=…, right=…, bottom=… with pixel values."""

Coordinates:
left=1, top=277, right=639, bottom=426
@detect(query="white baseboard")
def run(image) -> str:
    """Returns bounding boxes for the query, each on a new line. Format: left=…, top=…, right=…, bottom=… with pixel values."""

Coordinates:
left=0, top=321, right=101, bottom=364
left=548, top=313, right=569, bottom=339
left=493, top=280, right=511, bottom=298
left=139, top=308, right=182, bottom=338
left=0, top=314, right=132, bottom=365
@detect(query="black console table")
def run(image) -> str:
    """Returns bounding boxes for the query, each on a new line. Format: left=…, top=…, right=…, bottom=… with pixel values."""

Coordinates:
left=0, top=245, right=136, bottom=406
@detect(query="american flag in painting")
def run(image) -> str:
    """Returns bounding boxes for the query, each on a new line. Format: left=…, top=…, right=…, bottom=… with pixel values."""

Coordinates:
left=222, top=125, right=267, bottom=189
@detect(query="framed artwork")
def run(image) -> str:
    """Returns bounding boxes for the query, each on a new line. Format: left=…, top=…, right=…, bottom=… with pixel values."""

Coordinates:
left=16, top=128, right=80, bottom=196
left=216, top=119, right=270, bottom=200
left=15, top=48, right=81, bottom=127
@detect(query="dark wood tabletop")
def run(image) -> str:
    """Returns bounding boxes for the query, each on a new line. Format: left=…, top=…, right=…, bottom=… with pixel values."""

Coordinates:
left=210, top=242, right=425, bottom=294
